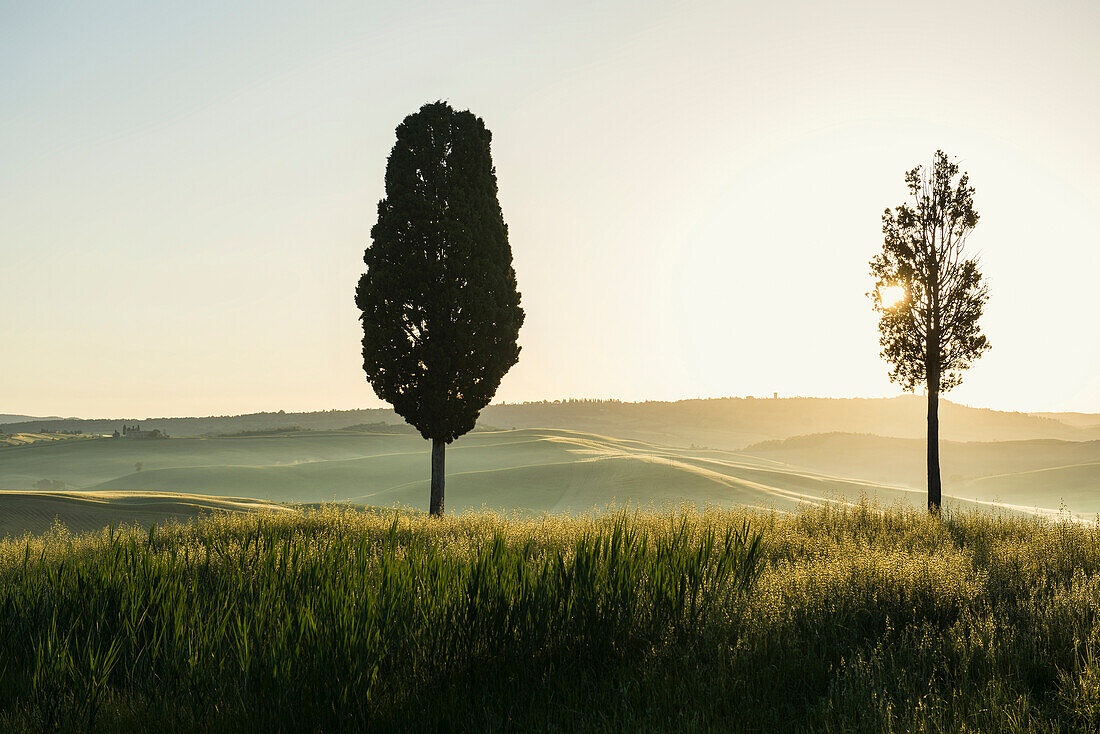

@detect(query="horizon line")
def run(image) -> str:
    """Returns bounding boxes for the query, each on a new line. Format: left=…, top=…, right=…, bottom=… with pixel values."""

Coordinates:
left=4, top=394, right=1096, bottom=424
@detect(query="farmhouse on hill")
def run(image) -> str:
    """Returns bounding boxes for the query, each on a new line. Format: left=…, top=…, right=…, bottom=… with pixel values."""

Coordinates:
left=112, top=424, right=168, bottom=440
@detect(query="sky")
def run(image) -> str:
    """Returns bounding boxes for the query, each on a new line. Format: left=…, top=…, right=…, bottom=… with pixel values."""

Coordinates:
left=2, top=0, right=1098, bottom=418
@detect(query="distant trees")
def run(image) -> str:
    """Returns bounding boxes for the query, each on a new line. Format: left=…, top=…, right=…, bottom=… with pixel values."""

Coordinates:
left=870, top=150, right=990, bottom=512
left=356, top=102, right=524, bottom=516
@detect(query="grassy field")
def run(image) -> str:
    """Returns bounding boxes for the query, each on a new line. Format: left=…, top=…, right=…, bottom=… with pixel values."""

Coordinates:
left=1, top=428, right=1094, bottom=537
left=3, top=504, right=1100, bottom=731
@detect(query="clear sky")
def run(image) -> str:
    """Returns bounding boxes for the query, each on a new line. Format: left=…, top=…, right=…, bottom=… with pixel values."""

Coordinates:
left=2, top=0, right=1098, bottom=418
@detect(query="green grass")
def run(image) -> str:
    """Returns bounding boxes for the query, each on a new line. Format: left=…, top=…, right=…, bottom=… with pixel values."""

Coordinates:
left=3, top=503, right=1100, bottom=731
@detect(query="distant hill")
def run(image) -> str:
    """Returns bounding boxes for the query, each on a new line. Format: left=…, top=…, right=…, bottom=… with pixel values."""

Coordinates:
left=0, top=408, right=399, bottom=439
left=4, top=397, right=1097, bottom=448
left=742, top=432, right=1100, bottom=511
left=1, top=428, right=1092, bottom=536
left=479, top=396, right=1100, bottom=448
left=1031, top=412, right=1100, bottom=431
left=0, top=414, right=55, bottom=424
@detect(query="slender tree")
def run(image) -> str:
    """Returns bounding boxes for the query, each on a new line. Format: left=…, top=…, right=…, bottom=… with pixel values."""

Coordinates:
left=870, top=150, right=990, bottom=513
left=356, top=102, right=524, bottom=516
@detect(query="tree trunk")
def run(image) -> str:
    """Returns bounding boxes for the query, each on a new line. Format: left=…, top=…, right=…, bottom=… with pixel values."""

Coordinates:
left=926, top=366, right=942, bottom=514
left=429, top=438, right=445, bottom=517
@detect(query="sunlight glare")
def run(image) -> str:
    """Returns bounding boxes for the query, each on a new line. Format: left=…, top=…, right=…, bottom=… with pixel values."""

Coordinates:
left=879, top=285, right=906, bottom=308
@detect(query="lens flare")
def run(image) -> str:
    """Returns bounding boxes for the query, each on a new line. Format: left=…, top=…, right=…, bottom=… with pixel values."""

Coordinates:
left=879, top=285, right=906, bottom=308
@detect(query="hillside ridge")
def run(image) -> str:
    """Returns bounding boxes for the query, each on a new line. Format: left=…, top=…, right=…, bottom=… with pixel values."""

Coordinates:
left=4, top=396, right=1098, bottom=446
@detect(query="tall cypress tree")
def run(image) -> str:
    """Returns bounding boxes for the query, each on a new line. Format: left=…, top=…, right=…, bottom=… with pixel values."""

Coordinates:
left=356, top=102, right=524, bottom=516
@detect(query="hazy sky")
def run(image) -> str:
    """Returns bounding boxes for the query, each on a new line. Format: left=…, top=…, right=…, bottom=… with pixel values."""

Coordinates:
left=2, top=0, right=1098, bottom=418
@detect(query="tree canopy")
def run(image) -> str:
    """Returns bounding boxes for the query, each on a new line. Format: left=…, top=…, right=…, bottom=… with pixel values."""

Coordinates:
left=355, top=101, right=524, bottom=444
left=871, top=150, right=989, bottom=393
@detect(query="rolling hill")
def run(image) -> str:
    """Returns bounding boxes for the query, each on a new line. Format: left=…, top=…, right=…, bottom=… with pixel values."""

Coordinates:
left=0, top=414, right=54, bottom=425
left=0, top=491, right=294, bottom=537
left=741, top=432, right=1100, bottom=513
left=1031, top=411, right=1100, bottom=431
left=5, top=397, right=1097, bottom=448
left=1, top=427, right=1093, bottom=535
left=480, top=397, right=1100, bottom=446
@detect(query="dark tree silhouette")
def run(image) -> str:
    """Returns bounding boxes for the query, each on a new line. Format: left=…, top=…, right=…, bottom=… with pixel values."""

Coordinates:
left=356, top=102, right=524, bottom=516
left=870, top=150, right=990, bottom=513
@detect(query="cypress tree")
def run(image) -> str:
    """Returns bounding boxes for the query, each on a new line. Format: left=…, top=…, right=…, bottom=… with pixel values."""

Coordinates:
left=356, top=102, right=524, bottom=516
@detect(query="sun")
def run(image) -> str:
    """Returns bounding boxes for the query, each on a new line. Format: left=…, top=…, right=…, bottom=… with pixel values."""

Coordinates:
left=879, top=285, right=906, bottom=308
